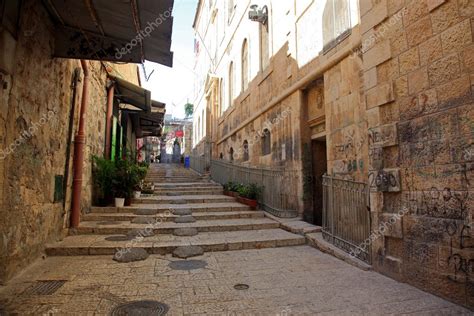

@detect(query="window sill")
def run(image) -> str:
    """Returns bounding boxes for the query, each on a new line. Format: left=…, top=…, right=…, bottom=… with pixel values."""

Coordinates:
left=323, top=29, right=352, bottom=55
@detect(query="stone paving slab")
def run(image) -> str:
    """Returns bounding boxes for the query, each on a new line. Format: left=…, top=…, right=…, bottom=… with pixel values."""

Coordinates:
left=0, top=246, right=469, bottom=315
left=45, top=229, right=306, bottom=256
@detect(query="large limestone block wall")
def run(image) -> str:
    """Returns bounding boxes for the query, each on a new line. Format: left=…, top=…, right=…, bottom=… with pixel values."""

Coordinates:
left=0, top=0, right=138, bottom=284
left=215, top=44, right=305, bottom=213
left=361, top=0, right=473, bottom=307
left=325, top=54, right=368, bottom=183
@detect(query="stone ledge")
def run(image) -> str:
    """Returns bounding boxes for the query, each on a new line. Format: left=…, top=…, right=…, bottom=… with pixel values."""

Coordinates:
left=261, top=206, right=298, bottom=218
left=305, top=232, right=372, bottom=271
left=264, top=213, right=322, bottom=235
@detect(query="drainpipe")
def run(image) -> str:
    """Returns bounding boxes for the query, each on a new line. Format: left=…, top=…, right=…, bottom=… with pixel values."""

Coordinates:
left=70, top=60, right=89, bottom=228
left=105, top=82, right=114, bottom=159
left=63, top=67, right=81, bottom=211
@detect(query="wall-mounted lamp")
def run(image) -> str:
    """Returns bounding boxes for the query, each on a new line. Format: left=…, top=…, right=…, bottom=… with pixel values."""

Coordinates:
left=248, top=5, right=268, bottom=25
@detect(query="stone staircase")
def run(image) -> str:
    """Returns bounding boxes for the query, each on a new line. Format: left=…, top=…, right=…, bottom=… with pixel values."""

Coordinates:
left=45, top=164, right=305, bottom=258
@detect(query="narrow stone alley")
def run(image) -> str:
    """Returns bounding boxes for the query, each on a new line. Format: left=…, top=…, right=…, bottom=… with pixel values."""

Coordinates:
left=1, top=0, right=473, bottom=314
left=0, top=165, right=470, bottom=315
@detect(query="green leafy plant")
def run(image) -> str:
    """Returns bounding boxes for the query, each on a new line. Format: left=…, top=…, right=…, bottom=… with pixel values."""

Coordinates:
left=184, top=102, right=194, bottom=118
left=237, top=183, right=263, bottom=200
left=224, top=181, right=235, bottom=191
left=112, top=155, right=149, bottom=198
left=92, top=155, right=116, bottom=202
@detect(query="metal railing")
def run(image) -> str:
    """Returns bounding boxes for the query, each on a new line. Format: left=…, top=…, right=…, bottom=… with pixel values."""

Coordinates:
left=189, top=155, right=209, bottom=175
left=209, top=159, right=298, bottom=217
left=322, top=175, right=371, bottom=264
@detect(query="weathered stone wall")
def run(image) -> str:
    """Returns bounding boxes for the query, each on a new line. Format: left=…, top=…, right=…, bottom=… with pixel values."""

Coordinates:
left=324, top=53, right=368, bottom=182
left=361, top=0, right=473, bottom=307
left=0, top=0, right=139, bottom=284
left=215, top=43, right=306, bottom=213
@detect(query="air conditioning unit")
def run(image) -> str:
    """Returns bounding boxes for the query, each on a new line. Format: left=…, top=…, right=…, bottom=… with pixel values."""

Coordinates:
left=248, top=5, right=268, bottom=25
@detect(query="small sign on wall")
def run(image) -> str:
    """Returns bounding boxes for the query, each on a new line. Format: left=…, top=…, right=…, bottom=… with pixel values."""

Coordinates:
left=368, top=168, right=401, bottom=192
left=54, top=175, right=64, bottom=203
left=369, top=123, right=398, bottom=148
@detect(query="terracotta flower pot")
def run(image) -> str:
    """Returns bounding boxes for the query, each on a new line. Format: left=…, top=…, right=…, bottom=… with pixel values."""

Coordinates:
left=237, top=196, right=258, bottom=210
left=224, top=190, right=238, bottom=197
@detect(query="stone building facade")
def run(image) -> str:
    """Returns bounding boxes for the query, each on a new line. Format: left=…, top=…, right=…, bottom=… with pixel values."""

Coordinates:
left=192, top=0, right=473, bottom=308
left=0, top=0, right=143, bottom=284
left=361, top=0, right=473, bottom=307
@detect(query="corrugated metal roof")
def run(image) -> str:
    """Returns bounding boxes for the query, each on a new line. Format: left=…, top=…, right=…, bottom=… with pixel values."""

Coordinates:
left=43, top=0, right=174, bottom=66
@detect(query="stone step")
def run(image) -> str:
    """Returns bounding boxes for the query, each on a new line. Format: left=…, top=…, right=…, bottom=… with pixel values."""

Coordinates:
left=154, top=180, right=209, bottom=184
left=153, top=182, right=219, bottom=188
left=132, top=195, right=235, bottom=204
left=90, top=202, right=251, bottom=214
left=75, top=218, right=280, bottom=235
left=154, top=185, right=222, bottom=191
left=153, top=189, right=223, bottom=196
left=83, top=210, right=265, bottom=222
left=45, top=229, right=306, bottom=256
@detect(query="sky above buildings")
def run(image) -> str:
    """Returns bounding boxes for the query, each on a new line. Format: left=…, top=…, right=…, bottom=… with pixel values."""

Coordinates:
left=139, top=0, right=198, bottom=119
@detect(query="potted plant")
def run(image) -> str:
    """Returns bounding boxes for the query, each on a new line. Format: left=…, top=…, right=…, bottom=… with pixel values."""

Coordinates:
left=113, top=157, right=139, bottom=207
left=112, top=159, right=130, bottom=207
left=223, top=181, right=237, bottom=197
left=91, top=155, right=116, bottom=206
left=132, top=164, right=148, bottom=198
left=226, top=182, right=244, bottom=197
left=236, top=183, right=263, bottom=210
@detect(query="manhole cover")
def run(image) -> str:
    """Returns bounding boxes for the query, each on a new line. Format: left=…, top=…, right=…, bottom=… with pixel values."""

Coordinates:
left=110, top=300, right=169, bottom=316
left=234, top=284, right=249, bottom=290
left=22, top=280, right=67, bottom=295
left=97, top=221, right=117, bottom=226
left=105, top=235, right=133, bottom=242
left=168, top=260, right=207, bottom=271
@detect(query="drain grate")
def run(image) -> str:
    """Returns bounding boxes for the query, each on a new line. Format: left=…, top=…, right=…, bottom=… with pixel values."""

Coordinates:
left=234, top=284, right=249, bottom=291
left=110, top=300, right=169, bottom=316
left=168, top=260, right=207, bottom=271
left=23, top=280, right=67, bottom=295
left=105, top=235, right=133, bottom=242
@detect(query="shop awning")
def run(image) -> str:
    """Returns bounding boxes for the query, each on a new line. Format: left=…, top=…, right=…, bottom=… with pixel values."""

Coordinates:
left=152, top=100, right=166, bottom=114
left=111, top=76, right=151, bottom=113
left=132, top=110, right=165, bottom=138
left=43, top=0, right=174, bottom=66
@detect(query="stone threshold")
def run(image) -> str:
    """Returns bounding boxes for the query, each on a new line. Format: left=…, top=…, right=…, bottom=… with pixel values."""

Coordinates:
left=264, top=212, right=321, bottom=235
